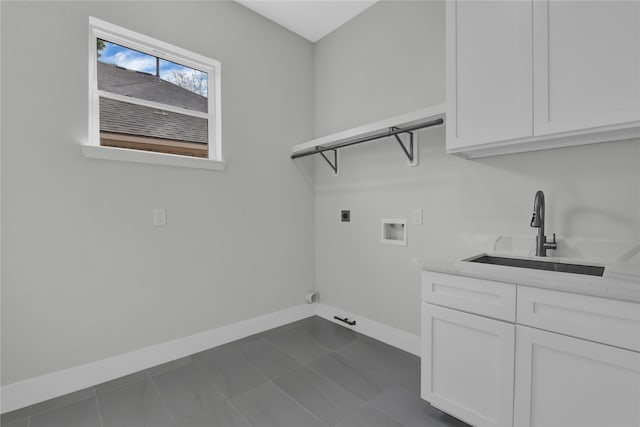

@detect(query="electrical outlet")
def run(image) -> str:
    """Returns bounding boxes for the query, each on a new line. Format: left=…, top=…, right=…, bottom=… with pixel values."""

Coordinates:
left=341, top=210, right=350, bottom=222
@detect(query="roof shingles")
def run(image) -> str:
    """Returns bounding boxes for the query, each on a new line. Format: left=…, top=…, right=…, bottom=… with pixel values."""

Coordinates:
left=97, top=62, right=208, bottom=144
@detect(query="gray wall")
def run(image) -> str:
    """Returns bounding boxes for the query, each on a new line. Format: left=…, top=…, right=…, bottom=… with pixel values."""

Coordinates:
left=313, top=1, right=445, bottom=136
left=313, top=1, right=640, bottom=335
left=1, top=1, right=314, bottom=385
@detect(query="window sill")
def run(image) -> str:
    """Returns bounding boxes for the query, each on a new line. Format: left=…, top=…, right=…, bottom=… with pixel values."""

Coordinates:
left=81, top=145, right=226, bottom=171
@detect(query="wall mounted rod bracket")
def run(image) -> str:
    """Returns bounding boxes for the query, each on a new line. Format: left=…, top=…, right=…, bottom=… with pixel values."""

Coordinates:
left=319, top=149, right=338, bottom=175
left=391, top=127, right=415, bottom=163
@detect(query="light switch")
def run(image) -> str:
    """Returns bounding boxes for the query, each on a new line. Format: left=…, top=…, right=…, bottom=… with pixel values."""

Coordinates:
left=153, top=208, right=166, bottom=226
left=412, top=209, right=423, bottom=226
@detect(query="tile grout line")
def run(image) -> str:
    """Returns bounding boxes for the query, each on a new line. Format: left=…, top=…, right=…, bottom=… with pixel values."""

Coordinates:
left=292, top=331, right=414, bottom=426
left=363, top=401, right=408, bottom=427
left=295, top=324, right=373, bottom=401
left=306, top=350, right=382, bottom=401
left=263, top=322, right=335, bottom=357
left=232, top=335, right=329, bottom=426
left=363, top=379, right=412, bottom=427
left=270, top=364, right=368, bottom=427
left=192, top=348, right=268, bottom=400
left=237, top=336, right=299, bottom=379
left=93, top=388, right=105, bottom=427
left=147, top=374, right=178, bottom=427
left=312, top=341, right=409, bottom=426
left=346, top=343, right=430, bottom=427
left=224, top=394, right=255, bottom=427
left=265, top=377, right=328, bottom=427
left=193, top=346, right=317, bottom=427
left=304, top=349, right=371, bottom=400
left=266, top=336, right=372, bottom=426
left=305, top=361, right=383, bottom=407
left=188, top=358, right=256, bottom=427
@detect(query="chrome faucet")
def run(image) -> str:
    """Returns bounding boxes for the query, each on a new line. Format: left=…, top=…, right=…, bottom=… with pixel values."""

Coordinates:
left=530, top=190, right=557, bottom=257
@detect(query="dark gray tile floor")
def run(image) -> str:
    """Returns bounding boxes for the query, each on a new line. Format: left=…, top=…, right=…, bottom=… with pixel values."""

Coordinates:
left=1, top=316, right=470, bottom=427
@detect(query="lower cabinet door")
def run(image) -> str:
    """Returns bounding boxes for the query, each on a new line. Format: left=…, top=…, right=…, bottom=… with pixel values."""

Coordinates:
left=421, top=303, right=515, bottom=427
left=514, top=325, right=640, bottom=427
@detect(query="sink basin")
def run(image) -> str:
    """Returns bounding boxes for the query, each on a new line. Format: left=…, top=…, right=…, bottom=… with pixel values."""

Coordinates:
left=466, top=255, right=605, bottom=277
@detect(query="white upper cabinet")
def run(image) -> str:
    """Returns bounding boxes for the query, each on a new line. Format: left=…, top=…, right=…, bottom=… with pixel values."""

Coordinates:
left=446, top=1, right=533, bottom=149
left=533, top=0, right=640, bottom=135
left=447, top=0, right=640, bottom=158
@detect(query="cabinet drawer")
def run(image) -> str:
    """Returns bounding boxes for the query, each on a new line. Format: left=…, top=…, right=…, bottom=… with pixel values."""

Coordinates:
left=517, top=286, right=640, bottom=352
left=422, top=271, right=516, bottom=322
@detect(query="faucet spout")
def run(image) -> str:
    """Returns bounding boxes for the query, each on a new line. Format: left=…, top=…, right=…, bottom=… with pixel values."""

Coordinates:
left=531, top=190, right=545, bottom=228
left=530, top=190, right=557, bottom=256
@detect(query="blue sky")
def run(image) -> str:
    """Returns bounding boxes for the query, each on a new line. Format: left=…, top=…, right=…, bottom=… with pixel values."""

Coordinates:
left=98, top=40, right=208, bottom=96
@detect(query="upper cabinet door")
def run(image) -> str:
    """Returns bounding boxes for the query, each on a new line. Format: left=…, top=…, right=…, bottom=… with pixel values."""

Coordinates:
left=447, top=1, right=533, bottom=149
left=533, top=0, right=640, bottom=135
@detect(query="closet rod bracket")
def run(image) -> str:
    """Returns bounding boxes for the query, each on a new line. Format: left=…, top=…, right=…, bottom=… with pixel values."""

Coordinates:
left=390, top=127, right=415, bottom=164
left=319, top=148, right=339, bottom=175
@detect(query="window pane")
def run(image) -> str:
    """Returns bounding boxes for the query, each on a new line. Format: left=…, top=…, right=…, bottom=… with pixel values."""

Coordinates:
left=97, top=39, right=208, bottom=113
left=99, top=97, right=208, bottom=157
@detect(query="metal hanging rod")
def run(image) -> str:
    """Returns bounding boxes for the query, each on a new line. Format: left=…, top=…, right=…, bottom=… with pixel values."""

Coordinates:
left=290, top=118, right=444, bottom=162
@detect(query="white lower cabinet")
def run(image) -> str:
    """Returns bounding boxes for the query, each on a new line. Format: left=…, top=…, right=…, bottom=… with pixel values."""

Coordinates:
left=514, top=325, right=640, bottom=427
left=421, top=303, right=515, bottom=427
left=422, top=272, right=640, bottom=427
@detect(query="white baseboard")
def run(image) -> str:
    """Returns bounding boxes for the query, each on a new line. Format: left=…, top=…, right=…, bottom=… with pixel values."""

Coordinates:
left=314, top=303, right=421, bottom=356
left=1, top=304, right=314, bottom=414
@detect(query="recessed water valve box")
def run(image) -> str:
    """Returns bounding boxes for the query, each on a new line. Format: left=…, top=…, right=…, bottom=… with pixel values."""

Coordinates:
left=341, top=210, right=350, bottom=222
left=381, top=219, right=407, bottom=246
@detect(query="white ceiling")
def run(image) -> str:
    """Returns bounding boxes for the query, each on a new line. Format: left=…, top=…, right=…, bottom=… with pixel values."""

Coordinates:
left=236, top=1, right=378, bottom=43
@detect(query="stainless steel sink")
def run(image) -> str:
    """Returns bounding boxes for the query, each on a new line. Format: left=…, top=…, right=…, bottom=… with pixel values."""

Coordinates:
left=466, top=255, right=605, bottom=277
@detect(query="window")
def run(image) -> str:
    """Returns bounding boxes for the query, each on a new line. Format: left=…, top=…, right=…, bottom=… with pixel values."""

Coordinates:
left=87, top=17, right=222, bottom=168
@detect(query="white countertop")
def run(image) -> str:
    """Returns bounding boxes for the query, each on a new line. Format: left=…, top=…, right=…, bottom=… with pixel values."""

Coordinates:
left=421, top=252, right=640, bottom=304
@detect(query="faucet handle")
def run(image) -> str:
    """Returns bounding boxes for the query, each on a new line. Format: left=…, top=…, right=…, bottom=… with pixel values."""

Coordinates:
left=545, top=233, right=558, bottom=250
left=530, top=213, right=536, bottom=228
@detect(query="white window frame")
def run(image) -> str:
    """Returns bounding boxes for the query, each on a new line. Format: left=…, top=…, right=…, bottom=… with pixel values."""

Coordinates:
left=84, top=17, right=224, bottom=170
